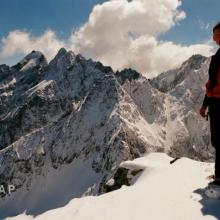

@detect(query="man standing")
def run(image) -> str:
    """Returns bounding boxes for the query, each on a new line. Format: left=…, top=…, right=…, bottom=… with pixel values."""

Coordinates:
left=200, top=23, right=220, bottom=186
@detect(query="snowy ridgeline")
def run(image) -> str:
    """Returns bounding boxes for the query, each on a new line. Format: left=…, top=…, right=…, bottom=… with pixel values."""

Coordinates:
left=5, top=152, right=220, bottom=220
left=0, top=49, right=215, bottom=218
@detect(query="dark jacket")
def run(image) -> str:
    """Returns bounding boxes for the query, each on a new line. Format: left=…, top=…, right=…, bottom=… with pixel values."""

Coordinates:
left=202, top=48, right=220, bottom=107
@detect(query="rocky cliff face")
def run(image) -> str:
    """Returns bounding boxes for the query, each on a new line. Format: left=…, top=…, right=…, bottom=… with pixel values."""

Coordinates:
left=149, top=54, right=212, bottom=160
left=0, top=49, right=213, bottom=217
left=149, top=55, right=208, bottom=110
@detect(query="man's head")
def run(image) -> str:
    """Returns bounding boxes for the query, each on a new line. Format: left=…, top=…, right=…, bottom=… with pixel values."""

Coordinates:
left=213, top=23, right=220, bottom=46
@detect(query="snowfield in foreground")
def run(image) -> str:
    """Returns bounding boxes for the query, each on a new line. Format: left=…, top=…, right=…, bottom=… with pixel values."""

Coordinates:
left=5, top=152, right=220, bottom=220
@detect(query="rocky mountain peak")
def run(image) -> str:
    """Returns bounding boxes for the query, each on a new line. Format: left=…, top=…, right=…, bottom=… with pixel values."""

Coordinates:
left=0, top=64, right=10, bottom=72
left=181, top=54, right=207, bottom=70
left=11, top=50, right=47, bottom=72
left=49, top=48, right=76, bottom=68
left=0, top=64, right=11, bottom=82
left=115, top=68, right=141, bottom=84
left=57, top=47, right=67, bottom=56
left=149, top=54, right=209, bottom=96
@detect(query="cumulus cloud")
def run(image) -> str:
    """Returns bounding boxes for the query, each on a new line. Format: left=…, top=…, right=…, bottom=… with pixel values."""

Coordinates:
left=0, top=29, right=65, bottom=61
left=69, top=0, right=186, bottom=52
left=0, top=0, right=215, bottom=76
left=68, top=0, right=213, bottom=75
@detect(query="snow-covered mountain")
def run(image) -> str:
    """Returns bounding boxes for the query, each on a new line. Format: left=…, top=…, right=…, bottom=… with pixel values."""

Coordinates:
left=149, top=54, right=208, bottom=110
left=0, top=49, right=214, bottom=218
left=149, top=54, right=213, bottom=159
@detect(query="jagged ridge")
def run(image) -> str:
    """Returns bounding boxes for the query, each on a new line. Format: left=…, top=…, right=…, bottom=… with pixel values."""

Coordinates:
left=0, top=49, right=214, bottom=218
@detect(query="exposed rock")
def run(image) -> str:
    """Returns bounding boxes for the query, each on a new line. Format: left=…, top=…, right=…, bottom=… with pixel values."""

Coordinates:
left=0, top=50, right=214, bottom=217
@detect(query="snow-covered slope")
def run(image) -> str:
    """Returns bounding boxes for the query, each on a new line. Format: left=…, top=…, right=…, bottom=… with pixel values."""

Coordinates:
left=5, top=152, right=219, bottom=220
left=0, top=49, right=214, bottom=218
left=149, top=54, right=213, bottom=159
left=149, top=54, right=209, bottom=110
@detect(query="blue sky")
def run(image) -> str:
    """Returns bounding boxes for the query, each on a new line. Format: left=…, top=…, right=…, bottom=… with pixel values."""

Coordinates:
left=161, top=0, right=220, bottom=44
left=0, top=0, right=219, bottom=74
left=0, top=0, right=106, bottom=40
left=0, top=0, right=219, bottom=44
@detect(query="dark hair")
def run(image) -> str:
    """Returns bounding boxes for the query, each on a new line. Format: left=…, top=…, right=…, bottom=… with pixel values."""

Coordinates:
left=213, top=22, right=220, bottom=32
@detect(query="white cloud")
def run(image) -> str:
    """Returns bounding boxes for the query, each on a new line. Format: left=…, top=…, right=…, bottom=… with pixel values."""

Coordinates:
left=68, top=0, right=213, bottom=76
left=0, top=29, right=65, bottom=61
left=0, top=0, right=215, bottom=76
